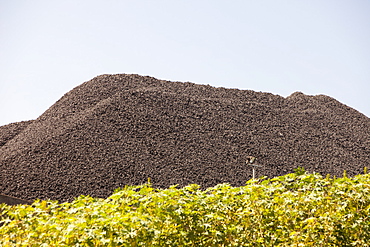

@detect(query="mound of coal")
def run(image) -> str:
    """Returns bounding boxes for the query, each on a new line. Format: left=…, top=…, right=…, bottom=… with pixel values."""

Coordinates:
left=1, top=74, right=369, bottom=202
left=0, top=120, right=33, bottom=147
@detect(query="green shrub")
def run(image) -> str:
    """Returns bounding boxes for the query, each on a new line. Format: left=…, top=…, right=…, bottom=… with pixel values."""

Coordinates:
left=1, top=168, right=370, bottom=246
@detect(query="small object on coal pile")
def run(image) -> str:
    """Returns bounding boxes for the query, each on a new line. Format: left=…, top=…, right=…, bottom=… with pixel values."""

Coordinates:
left=246, top=156, right=257, bottom=164
left=246, top=156, right=263, bottom=179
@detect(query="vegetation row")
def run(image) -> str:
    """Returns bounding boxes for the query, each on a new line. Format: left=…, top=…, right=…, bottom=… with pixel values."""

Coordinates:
left=1, top=168, right=370, bottom=246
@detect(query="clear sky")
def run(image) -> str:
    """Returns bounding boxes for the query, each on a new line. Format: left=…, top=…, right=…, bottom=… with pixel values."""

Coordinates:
left=1, top=0, right=369, bottom=126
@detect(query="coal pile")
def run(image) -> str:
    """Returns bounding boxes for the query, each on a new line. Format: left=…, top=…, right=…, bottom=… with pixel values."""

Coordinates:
left=1, top=74, right=369, bottom=202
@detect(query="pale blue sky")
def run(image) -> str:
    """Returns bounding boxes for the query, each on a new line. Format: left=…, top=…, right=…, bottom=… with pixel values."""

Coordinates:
left=1, top=0, right=369, bottom=126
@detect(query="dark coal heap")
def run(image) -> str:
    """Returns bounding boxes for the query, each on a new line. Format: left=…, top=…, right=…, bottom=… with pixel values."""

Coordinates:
left=1, top=74, right=369, bottom=202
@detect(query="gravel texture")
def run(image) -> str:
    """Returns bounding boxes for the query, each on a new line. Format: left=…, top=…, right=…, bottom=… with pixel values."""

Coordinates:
left=1, top=74, right=369, bottom=202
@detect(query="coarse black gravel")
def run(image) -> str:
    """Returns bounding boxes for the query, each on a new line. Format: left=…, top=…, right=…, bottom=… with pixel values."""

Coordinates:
left=1, top=74, right=369, bottom=202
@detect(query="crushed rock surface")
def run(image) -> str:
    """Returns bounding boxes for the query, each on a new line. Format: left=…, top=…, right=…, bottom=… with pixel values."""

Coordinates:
left=1, top=74, right=369, bottom=202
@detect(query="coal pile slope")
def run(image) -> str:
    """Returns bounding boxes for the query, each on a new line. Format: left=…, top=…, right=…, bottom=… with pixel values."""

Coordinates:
left=1, top=74, right=369, bottom=202
left=0, top=120, right=33, bottom=147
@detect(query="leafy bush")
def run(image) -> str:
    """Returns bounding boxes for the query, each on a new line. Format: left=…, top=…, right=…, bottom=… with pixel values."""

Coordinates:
left=1, top=168, right=370, bottom=246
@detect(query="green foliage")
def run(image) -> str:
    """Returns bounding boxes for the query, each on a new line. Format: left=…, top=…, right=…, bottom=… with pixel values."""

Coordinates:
left=1, top=169, right=370, bottom=246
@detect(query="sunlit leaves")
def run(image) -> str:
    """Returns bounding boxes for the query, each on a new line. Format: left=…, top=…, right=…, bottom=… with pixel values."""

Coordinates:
left=1, top=168, right=370, bottom=246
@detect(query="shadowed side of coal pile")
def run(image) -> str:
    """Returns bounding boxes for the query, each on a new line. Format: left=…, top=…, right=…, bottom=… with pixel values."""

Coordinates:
left=1, top=74, right=369, bottom=202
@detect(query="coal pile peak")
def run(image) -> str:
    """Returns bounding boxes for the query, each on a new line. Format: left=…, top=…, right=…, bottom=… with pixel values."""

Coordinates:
left=1, top=74, right=369, bottom=202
